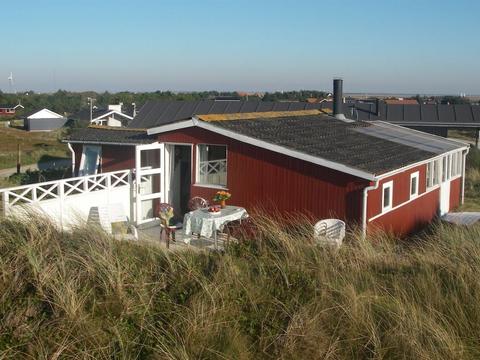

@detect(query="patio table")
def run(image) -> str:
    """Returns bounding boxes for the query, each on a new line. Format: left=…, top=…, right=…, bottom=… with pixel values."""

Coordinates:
left=183, top=205, right=248, bottom=249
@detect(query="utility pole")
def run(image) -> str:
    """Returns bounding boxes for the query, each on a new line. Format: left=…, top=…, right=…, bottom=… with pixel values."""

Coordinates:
left=132, top=102, right=137, bottom=117
left=87, top=97, right=96, bottom=122
left=16, top=142, right=21, bottom=174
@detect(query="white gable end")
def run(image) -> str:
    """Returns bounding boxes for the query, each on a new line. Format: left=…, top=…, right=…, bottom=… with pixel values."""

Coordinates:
left=28, top=108, right=64, bottom=119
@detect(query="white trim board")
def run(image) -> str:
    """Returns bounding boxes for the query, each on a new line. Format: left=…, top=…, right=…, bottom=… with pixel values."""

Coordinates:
left=91, top=110, right=133, bottom=122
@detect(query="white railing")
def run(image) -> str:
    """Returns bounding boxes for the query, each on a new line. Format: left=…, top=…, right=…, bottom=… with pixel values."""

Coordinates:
left=0, top=169, right=133, bottom=228
left=199, top=159, right=227, bottom=176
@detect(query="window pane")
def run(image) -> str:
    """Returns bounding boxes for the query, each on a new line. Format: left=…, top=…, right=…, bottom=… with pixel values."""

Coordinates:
left=433, top=160, right=440, bottom=185
left=453, top=154, right=457, bottom=177
left=426, top=162, right=431, bottom=188
left=457, top=152, right=462, bottom=175
left=411, top=176, right=417, bottom=195
left=139, top=174, right=161, bottom=195
left=442, top=157, right=447, bottom=182
left=447, top=155, right=451, bottom=179
left=383, top=187, right=390, bottom=208
left=141, top=149, right=161, bottom=169
left=198, top=145, right=227, bottom=186
left=82, top=145, right=101, bottom=175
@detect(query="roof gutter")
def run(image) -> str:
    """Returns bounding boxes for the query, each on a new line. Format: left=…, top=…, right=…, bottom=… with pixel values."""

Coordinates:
left=362, top=178, right=380, bottom=239
left=67, top=142, right=75, bottom=177
left=462, top=147, right=470, bottom=205
left=62, top=140, right=144, bottom=146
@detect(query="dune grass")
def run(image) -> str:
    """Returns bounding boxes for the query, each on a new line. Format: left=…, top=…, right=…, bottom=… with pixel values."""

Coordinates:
left=1, top=212, right=480, bottom=359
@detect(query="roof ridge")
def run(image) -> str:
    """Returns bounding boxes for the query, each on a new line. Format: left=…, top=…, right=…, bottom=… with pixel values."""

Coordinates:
left=88, top=125, right=147, bottom=131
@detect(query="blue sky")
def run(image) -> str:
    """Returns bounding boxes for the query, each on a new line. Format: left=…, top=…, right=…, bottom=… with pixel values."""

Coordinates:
left=1, top=0, right=479, bottom=94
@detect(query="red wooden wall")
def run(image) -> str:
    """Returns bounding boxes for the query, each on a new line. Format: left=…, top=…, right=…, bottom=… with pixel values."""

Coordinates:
left=449, top=177, right=462, bottom=210
left=367, top=164, right=426, bottom=219
left=157, top=127, right=368, bottom=223
left=369, top=189, right=440, bottom=235
left=71, top=143, right=135, bottom=175
left=367, top=163, right=463, bottom=236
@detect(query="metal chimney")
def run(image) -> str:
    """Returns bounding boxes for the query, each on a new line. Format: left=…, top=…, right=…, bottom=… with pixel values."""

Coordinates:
left=333, top=78, right=347, bottom=120
left=332, top=78, right=355, bottom=122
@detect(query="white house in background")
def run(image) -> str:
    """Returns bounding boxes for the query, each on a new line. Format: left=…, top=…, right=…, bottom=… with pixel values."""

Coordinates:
left=91, top=103, right=133, bottom=127
left=24, top=108, right=67, bottom=131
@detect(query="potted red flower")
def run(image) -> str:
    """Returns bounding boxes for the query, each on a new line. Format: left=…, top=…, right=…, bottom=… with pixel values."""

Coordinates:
left=213, top=191, right=231, bottom=209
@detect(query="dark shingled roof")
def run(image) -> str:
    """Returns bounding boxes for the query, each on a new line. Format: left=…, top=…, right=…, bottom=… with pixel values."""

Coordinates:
left=65, top=127, right=153, bottom=145
left=208, top=114, right=464, bottom=175
left=129, top=100, right=323, bottom=129
left=323, top=101, right=480, bottom=126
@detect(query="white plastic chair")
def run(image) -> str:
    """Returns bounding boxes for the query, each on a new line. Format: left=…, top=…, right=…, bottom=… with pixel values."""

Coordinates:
left=87, top=203, right=138, bottom=240
left=314, top=219, right=345, bottom=247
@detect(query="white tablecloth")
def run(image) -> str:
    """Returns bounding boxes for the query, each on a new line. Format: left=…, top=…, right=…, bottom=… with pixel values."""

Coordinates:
left=183, top=206, right=248, bottom=239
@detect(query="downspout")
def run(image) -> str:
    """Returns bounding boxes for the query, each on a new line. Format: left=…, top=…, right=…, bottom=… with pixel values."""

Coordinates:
left=67, top=142, right=75, bottom=177
left=461, top=147, right=470, bottom=205
left=362, top=179, right=380, bottom=239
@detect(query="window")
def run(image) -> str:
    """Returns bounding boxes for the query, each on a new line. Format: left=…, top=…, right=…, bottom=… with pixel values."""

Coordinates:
left=426, top=159, right=440, bottom=189
left=197, top=144, right=227, bottom=187
left=79, top=145, right=101, bottom=176
left=457, top=152, right=462, bottom=175
left=426, top=162, right=432, bottom=188
left=382, top=181, right=393, bottom=212
left=451, top=153, right=456, bottom=178
left=410, top=171, right=419, bottom=199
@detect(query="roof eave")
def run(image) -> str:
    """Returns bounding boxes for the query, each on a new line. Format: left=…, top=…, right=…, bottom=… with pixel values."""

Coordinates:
left=63, top=139, right=145, bottom=146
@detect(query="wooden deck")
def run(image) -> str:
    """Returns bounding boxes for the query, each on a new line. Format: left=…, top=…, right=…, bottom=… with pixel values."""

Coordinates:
left=441, top=212, right=480, bottom=226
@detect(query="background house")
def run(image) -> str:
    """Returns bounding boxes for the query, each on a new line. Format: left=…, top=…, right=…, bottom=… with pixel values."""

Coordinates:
left=0, top=104, right=24, bottom=117
left=70, top=103, right=133, bottom=127
left=24, top=108, right=67, bottom=131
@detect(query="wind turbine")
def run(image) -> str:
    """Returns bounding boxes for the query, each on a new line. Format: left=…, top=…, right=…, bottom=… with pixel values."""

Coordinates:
left=8, top=72, right=16, bottom=94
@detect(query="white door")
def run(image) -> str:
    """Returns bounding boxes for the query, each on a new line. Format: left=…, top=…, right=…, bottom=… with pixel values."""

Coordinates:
left=135, top=143, right=164, bottom=225
left=439, top=180, right=450, bottom=216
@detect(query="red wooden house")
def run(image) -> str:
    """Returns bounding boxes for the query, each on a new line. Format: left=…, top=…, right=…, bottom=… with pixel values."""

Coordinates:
left=65, top=82, right=470, bottom=236
left=0, top=104, right=24, bottom=117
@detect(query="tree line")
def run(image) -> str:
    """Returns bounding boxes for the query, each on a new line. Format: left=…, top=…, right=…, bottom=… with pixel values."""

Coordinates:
left=0, top=89, right=330, bottom=118
left=0, top=89, right=471, bottom=120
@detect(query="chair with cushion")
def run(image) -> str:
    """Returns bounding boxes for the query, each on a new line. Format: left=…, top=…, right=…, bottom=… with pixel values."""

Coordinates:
left=314, top=219, right=345, bottom=247
left=158, top=203, right=183, bottom=248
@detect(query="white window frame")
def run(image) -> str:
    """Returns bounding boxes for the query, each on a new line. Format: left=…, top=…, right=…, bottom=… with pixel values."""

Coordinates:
left=382, top=180, right=393, bottom=213
left=410, top=171, right=419, bottom=199
left=195, top=144, right=228, bottom=188
left=433, top=159, right=440, bottom=186
left=426, top=161, right=432, bottom=189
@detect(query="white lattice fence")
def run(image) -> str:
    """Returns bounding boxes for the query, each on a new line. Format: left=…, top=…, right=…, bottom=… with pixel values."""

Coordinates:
left=198, top=159, right=227, bottom=185
left=0, top=170, right=133, bottom=228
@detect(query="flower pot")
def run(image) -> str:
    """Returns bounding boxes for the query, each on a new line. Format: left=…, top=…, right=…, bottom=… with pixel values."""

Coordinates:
left=220, top=200, right=226, bottom=209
